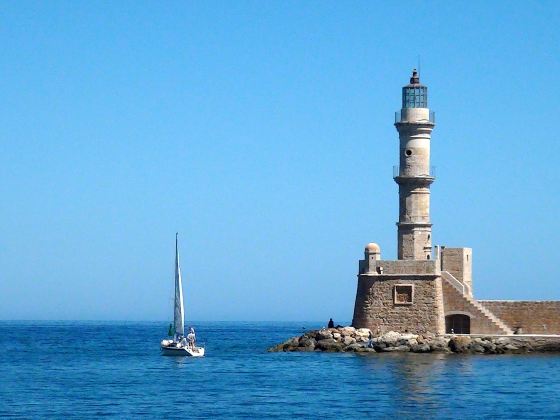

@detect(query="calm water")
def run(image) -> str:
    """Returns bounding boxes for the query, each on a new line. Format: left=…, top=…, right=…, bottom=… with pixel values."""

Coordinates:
left=1, top=321, right=560, bottom=418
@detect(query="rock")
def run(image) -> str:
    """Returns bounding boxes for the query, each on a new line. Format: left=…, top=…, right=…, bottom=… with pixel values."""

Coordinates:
left=381, top=345, right=410, bottom=352
left=299, top=336, right=316, bottom=349
left=380, top=331, right=401, bottom=345
left=469, top=343, right=485, bottom=353
left=316, top=330, right=333, bottom=340
left=293, top=346, right=315, bottom=352
left=373, top=342, right=387, bottom=352
left=345, top=343, right=366, bottom=352
left=410, top=343, right=431, bottom=353
left=316, top=339, right=344, bottom=352
left=496, top=337, right=511, bottom=345
left=479, top=340, right=496, bottom=353
left=449, top=336, right=472, bottom=353
left=340, top=326, right=356, bottom=336
left=271, top=329, right=560, bottom=354
left=355, top=328, right=371, bottom=337
left=504, top=343, right=521, bottom=352
left=285, top=336, right=300, bottom=346
left=343, top=336, right=356, bottom=346
left=400, top=333, right=418, bottom=341
left=429, top=336, right=450, bottom=352
left=267, top=343, right=285, bottom=352
left=398, top=338, right=418, bottom=347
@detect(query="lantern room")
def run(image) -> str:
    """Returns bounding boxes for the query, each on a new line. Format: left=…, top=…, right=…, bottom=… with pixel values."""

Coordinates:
left=402, top=69, right=427, bottom=109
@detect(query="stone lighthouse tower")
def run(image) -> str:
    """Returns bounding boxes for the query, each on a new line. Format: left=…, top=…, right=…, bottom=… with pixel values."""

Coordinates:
left=394, top=69, right=435, bottom=260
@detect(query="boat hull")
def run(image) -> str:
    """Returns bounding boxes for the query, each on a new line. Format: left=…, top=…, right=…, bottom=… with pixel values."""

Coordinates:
left=160, top=345, right=205, bottom=357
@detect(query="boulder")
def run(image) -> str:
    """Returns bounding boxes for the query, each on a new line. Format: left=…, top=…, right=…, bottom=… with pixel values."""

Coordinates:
left=343, top=336, right=356, bottom=346
left=400, top=333, right=418, bottom=341
left=298, top=336, right=316, bottom=349
left=399, top=338, right=418, bottom=347
left=410, top=343, right=431, bottom=353
left=469, top=343, right=486, bottom=353
left=380, top=331, right=401, bottom=346
left=267, top=343, right=285, bottom=352
left=355, top=328, right=371, bottom=337
left=479, top=340, right=497, bottom=353
left=316, top=338, right=344, bottom=352
left=429, top=336, right=450, bottom=352
left=332, top=332, right=342, bottom=340
left=504, top=343, right=521, bottom=352
left=448, top=336, right=472, bottom=353
left=293, top=346, right=315, bottom=352
left=339, top=326, right=356, bottom=336
left=381, top=345, right=410, bottom=352
left=345, top=343, right=366, bottom=352
left=316, top=330, right=333, bottom=340
left=373, top=342, right=387, bottom=352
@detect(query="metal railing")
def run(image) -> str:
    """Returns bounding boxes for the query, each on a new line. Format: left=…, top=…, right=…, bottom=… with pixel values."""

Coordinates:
left=395, top=110, right=436, bottom=124
left=393, top=165, right=436, bottom=178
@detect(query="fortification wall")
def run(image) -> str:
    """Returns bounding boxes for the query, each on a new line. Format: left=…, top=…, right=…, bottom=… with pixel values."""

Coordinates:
left=360, top=259, right=438, bottom=275
left=479, top=301, right=560, bottom=334
left=352, top=274, right=444, bottom=334
left=442, top=280, right=509, bottom=334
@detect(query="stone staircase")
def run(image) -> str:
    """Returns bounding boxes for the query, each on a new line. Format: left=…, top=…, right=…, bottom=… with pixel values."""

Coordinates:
left=442, top=271, right=514, bottom=335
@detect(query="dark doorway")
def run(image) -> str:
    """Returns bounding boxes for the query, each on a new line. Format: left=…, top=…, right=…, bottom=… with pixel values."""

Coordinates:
left=445, top=314, right=470, bottom=334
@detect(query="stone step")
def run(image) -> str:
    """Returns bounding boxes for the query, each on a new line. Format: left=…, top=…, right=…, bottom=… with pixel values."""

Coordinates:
left=441, top=271, right=514, bottom=335
left=464, top=295, right=514, bottom=334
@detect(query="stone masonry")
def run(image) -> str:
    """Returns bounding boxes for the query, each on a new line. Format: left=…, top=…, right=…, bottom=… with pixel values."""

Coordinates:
left=351, top=70, right=560, bottom=335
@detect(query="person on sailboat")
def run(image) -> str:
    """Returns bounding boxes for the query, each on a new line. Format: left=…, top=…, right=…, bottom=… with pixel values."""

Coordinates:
left=180, top=336, right=188, bottom=348
left=187, top=327, right=196, bottom=349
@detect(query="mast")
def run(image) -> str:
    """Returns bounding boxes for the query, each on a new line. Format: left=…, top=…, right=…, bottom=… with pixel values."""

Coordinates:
left=174, top=233, right=185, bottom=336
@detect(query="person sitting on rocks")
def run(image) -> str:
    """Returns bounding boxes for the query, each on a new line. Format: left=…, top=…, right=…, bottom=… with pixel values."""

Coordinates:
left=327, top=318, right=334, bottom=328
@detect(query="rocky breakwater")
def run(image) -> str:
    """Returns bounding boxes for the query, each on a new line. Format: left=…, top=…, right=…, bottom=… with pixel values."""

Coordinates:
left=268, top=327, right=560, bottom=354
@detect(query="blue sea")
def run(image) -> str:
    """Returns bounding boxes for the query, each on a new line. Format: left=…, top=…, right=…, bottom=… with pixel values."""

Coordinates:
left=1, top=321, right=560, bottom=418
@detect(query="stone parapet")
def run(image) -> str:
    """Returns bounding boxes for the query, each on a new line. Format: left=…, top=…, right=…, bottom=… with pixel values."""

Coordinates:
left=479, top=301, right=560, bottom=335
left=359, top=259, right=439, bottom=276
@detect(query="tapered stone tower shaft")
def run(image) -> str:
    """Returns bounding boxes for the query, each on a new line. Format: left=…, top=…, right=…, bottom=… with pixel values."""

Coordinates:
left=394, top=70, right=435, bottom=260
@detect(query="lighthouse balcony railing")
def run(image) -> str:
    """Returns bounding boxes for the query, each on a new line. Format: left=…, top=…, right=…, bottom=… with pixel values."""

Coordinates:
left=395, top=110, right=436, bottom=124
left=393, top=165, right=436, bottom=179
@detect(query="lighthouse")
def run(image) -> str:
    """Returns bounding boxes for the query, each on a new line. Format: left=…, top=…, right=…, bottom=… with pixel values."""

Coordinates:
left=350, top=69, right=548, bottom=336
left=394, top=69, right=435, bottom=260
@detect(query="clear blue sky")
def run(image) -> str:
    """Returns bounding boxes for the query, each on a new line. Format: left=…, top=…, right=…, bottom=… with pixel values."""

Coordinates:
left=1, top=1, right=559, bottom=321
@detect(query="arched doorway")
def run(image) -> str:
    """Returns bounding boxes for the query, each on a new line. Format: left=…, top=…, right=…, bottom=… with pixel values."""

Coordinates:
left=445, top=314, right=470, bottom=334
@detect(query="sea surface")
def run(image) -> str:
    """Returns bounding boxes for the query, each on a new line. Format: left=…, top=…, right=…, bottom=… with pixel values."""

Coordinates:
left=1, top=321, right=560, bottom=418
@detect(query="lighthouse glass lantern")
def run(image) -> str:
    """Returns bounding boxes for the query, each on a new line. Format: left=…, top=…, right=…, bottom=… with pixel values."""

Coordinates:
left=402, top=69, right=427, bottom=108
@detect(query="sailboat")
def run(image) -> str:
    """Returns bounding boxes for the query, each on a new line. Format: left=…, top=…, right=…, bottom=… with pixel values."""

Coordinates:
left=160, top=233, right=205, bottom=357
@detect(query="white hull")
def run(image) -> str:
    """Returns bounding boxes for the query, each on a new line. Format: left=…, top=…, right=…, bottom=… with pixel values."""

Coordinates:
left=161, top=344, right=205, bottom=357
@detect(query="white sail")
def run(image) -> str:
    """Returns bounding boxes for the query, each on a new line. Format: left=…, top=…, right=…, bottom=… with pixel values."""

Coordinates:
left=174, top=233, right=185, bottom=336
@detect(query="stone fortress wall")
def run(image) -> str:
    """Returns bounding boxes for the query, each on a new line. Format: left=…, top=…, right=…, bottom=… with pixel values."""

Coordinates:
left=479, top=301, right=560, bottom=335
left=353, top=246, right=445, bottom=334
